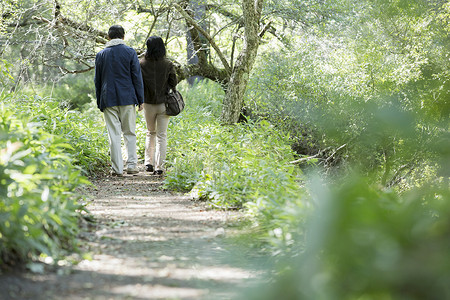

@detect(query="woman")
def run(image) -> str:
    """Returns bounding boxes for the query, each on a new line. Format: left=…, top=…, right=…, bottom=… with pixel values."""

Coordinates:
left=140, top=36, right=177, bottom=175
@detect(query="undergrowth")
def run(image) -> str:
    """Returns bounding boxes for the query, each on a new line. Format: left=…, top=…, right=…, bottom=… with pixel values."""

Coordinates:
left=163, top=81, right=311, bottom=249
left=0, top=98, right=91, bottom=265
left=16, top=95, right=109, bottom=174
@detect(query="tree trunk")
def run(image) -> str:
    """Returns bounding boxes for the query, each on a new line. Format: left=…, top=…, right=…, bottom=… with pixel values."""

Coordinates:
left=186, top=0, right=208, bottom=85
left=220, top=0, right=263, bottom=125
left=174, top=2, right=230, bottom=85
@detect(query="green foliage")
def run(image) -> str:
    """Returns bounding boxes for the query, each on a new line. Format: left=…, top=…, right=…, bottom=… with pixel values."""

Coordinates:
left=163, top=81, right=309, bottom=246
left=0, top=60, right=15, bottom=105
left=35, top=73, right=96, bottom=110
left=162, top=80, right=223, bottom=192
left=0, top=103, right=90, bottom=264
left=0, top=59, right=14, bottom=87
left=1, top=2, right=448, bottom=297
left=238, top=1, right=450, bottom=297
left=9, top=95, right=110, bottom=174
left=244, top=177, right=450, bottom=299
left=0, top=2, right=15, bottom=35
left=264, top=0, right=343, bottom=26
left=247, top=0, right=449, bottom=189
left=187, top=120, right=301, bottom=209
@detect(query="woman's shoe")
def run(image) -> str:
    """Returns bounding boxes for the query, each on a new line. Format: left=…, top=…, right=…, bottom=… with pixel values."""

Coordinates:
left=146, top=164, right=154, bottom=172
left=154, top=170, right=163, bottom=175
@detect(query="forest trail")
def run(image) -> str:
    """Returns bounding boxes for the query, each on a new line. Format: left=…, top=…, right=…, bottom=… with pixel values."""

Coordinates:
left=1, top=165, right=262, bottom=300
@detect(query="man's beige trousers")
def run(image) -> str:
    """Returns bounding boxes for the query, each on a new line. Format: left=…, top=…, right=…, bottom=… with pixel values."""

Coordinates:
left=104, top=105, right=138, bottom=174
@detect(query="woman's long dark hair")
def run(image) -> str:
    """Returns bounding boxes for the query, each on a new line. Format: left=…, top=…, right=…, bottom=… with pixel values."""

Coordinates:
left=145, top=36, right=166, bottom=61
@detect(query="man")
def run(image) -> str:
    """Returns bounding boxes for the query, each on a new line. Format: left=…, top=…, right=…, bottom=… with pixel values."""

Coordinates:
left=94, top=25, right=144, bottom=176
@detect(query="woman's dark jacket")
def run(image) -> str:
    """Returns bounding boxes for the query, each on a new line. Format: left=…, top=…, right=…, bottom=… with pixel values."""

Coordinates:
left=139, top=57, right=177, bottom=104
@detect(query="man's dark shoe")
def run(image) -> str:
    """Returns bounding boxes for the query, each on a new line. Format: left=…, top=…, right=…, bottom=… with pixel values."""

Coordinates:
left=126, top=167, right=139, bottom=174
left=154, top=170, right=163, bottom=176
left=146, top=164, right=154, bottom=172
left=111, top=171, right=123, bottom=177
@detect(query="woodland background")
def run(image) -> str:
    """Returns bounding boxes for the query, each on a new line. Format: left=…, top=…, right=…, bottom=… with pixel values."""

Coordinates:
left=1, top=0, right=449, bottom=298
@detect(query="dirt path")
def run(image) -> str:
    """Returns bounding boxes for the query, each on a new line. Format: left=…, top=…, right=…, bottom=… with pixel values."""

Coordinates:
left=1, top=167, right=263, bottom=299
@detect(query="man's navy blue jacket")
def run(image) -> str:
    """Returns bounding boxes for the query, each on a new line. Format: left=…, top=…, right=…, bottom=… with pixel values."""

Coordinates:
left=94, top=40, right=144, bottom=112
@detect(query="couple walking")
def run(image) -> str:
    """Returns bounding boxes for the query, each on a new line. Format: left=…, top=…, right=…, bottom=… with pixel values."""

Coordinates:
left=94, top=25, right=177, bottom=176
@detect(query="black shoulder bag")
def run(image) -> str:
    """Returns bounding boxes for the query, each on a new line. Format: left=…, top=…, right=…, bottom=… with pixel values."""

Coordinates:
left=165, top=88, right=185, bottom=116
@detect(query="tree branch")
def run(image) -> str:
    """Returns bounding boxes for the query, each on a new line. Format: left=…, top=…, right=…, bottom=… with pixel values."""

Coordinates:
left=205, top=4, right=278, bottom=41
left=43, top=62, right=94, bottom=74
left=173, top=3, right=231, bottom=74
left=386, top=162, right=416, bottom=188
left=141, top=15, right=159, bottom=50
left=205, top=4, right=243, bottom=26
left=53, top=0, right=108, bottom=43
left=137, top=3, right=174, bottom=50
left=173, top=58, right=229, bottom=86
left=325, top=144, right=347, bottom=164
left=290, top=153, right=322, bottom=164
left=259, top=20, right=272, bottom=38
left=31, top=14, right=108, bottom=45
left=58, top=16, right=108, bottom=44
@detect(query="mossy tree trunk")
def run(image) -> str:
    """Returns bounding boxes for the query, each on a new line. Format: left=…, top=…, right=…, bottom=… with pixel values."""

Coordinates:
left=220, top=0, right=264, bottom=124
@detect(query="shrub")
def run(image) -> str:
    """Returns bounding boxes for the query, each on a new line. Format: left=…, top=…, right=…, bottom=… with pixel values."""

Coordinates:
left=11, top=95, right=109, bottom=174
left=0, top=59, right=14, bottom=88
left=31, top=73, right=95, bottom=110
left=247, top=34, right=447, bottom=190
left=244, top=176, right=450, bottom=299
left=0, top=104, right=89, bottom=265
left=163, top=80, right=310, bottom=248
